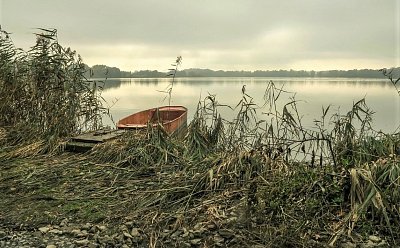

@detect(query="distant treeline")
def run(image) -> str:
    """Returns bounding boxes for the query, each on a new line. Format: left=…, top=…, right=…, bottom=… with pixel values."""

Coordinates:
left=84, top=65, right=164, bottom=78
left=84, top=65, right=133, bottom=78
left=85, top=65, right=397, bottom=79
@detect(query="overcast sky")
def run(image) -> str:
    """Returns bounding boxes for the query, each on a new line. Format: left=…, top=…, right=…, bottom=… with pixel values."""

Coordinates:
left=1, top=0, right=399, bottom=71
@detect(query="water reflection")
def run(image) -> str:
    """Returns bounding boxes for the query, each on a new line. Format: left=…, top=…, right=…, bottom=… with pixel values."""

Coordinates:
left=102, top=77, right=394, bottom=88
left=101, top=78, right=399, bottom=133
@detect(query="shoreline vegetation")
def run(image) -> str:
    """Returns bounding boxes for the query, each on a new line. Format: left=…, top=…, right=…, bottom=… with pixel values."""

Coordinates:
left=1, top=29, right=400, bottom=247
left=86, top=64, right=398, bottom=79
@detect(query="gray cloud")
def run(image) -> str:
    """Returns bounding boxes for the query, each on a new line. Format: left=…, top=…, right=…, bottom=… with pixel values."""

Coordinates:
left=1, top=0, right=398, bottom=70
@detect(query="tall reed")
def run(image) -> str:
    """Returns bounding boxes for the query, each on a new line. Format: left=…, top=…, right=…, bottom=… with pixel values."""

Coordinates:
left=0, top=28, right=107, bottom=151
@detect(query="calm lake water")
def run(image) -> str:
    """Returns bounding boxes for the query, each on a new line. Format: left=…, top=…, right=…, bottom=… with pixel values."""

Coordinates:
left=101, top=77, right=400, bottom=133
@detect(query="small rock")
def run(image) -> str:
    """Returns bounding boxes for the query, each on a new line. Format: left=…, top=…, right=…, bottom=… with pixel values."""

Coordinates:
left=131, top=228, right=140, bottom=237
left=60, top=219, right=68, bottom=227
left=123, top=232, right=133, bottom=239
left=101, top=234, right=112, bottom=243
left=125, top=237, right=133, bottom=245
left=213, top=235, right=224, bottom=243
left=121, top=245, right=130, bottom=248
left=39, top=227, right=50, bottom=233
left=342, top=241, right=356, bottom=248
left=207, top=224, right=216, bottom=230
left=81, top=223, right=92, bottom=230
left=369, top=235, right=381, bottom=243
left=364, top=240, right=376, bottom=247
left=46, top=245, right=57, bottom=248
left=190, top=238, right=202, bottom=245
left=89, top=226, right=97, bottom=233
left=96, top=225, right=107, bottom=232
left=0, top=231, right=6, bottom=238
left=125, top=221, right=133, bottom=226
left=377, top=240, right=387, bottom=247
left=362, top=239, right=387, bottom=248
left=75, top=239, right=90, bottom=246
left=119, top=225, right=128, bottom=231
left=10, top=187, right=16, bottom=191
left=49, top=229, right=63, bottom=235
left=120, top=234, right=127, bottom=242
left=71, top=229, right=84, bottom=237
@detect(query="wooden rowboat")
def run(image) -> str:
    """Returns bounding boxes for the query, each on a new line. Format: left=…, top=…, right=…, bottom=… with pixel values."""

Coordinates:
left=117, top=106, right=188, bottom=136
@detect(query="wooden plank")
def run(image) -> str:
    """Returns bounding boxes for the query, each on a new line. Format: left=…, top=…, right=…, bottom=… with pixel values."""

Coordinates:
left=65, top=141, right=95, bottom=152
left=66, top=129, right=126, bottom=152
left=72, top=130, right=125, bottom=143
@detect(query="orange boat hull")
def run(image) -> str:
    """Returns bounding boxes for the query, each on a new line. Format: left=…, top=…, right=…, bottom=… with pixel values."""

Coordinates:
left=117, top=106, right=188, bottom=135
